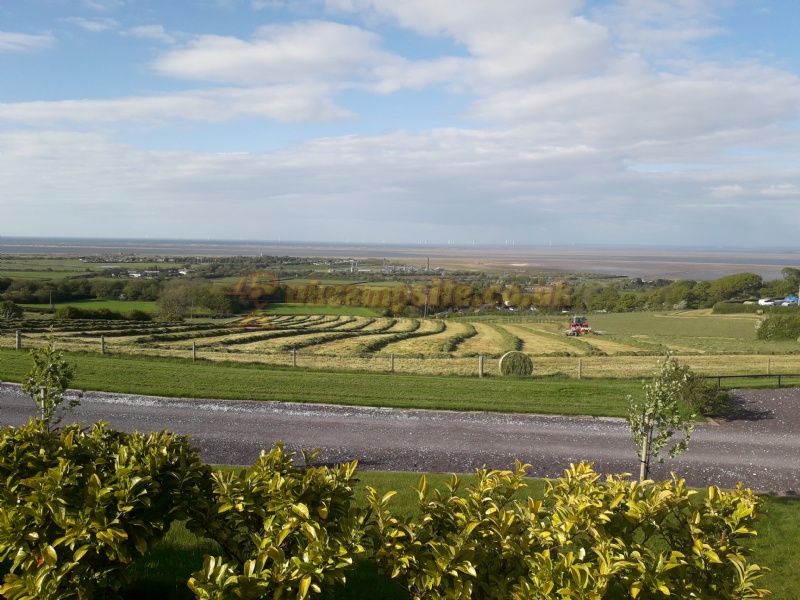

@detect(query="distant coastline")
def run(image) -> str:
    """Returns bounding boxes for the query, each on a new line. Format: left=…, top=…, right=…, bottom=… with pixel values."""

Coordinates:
left=1, top=236, right=798, bottom=281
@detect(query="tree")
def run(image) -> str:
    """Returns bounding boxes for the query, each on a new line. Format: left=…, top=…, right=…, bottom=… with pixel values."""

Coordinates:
left=781, top=266, right=800, bottom=287
left=20, top=338, right=82, bottom=431
left=627, top=355, right=695, bottom=481
left=154, top=285, right=193, bottom=321
left=707, top=272, right=763, bottom=303
left=0, top=300, right=22, bottom=319
left=195, top=285, right=232, bottom=314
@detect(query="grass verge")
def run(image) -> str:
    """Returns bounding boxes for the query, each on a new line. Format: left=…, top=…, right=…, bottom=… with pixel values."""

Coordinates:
left=0, top=348, right=639, bottom=416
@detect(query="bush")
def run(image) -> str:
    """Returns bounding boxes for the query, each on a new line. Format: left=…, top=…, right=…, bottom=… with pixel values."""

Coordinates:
left=127, top=309, right=152, bottom=321
left=756, top=313, right=800, bottom=340
left=186, top=444, right=369, bottom=600
left=53, top=306, right=127, bottom=320
left=398, top=305, right=422, bottom=318
left=0, top=300, right=22, bottom=319
left=369, top=462, right=769, bottom=599
left=680, top=372, right=734, bottom=416
left=0, top=421, right=210, bottom=600
left=499, top=351, right=533, bottom=376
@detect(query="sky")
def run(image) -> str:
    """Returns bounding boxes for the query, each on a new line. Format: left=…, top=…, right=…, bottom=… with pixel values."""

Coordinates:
left=1, top=0, right=800, bottom=248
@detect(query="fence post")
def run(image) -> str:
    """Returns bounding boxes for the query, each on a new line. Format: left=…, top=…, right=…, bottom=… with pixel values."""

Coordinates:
left=578, top=358, right=582, bottom=380
left=390, top=353, right=394, bottom=373
left=100, top=335, right=105, bottom=355
left=767, top=358, right=771, bottom=376
left=192, top=341, right=197, bottom=363
left=15, top=330, right=21, bottom=351
left=478, top=355, right=484, bottom=378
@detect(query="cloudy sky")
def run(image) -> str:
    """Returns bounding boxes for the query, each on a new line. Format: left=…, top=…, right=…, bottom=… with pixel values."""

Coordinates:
left=1, top=0, right=799, bottom=247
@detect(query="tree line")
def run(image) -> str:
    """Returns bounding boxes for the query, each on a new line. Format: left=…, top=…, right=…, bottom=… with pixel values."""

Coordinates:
left=569, top=269, right=800, bottom=313
left=3, top=267, right=800, bottom=322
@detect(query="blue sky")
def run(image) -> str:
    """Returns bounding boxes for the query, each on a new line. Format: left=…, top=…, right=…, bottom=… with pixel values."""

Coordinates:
left=1, top=0, right=799, bottom=247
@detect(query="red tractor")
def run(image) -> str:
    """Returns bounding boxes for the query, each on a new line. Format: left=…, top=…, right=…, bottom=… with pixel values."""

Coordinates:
left=566, top=315, right=593, bottom=336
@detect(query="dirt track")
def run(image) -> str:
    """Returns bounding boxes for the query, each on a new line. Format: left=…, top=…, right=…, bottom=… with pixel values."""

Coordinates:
left=0, top=384, right=797, bottom=494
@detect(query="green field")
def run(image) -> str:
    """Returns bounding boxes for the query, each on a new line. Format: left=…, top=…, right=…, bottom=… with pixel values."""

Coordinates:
left=0, top=257, right=164, bottom=279
left=0, top=348, right=640, bottom=416
left=0, top=270, right=93, bottom=280
left=21, top=298, right=159, bottom=313
left=257, top=303, right=381, bottom=316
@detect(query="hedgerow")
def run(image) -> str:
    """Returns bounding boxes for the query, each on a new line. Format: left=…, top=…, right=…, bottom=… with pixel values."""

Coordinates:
left=369, top=461, right=769, bottom=599
left=756, top=313, right=800, bottom=340
left=0, top=432, right=770, bottom=600
left=185, top=445, right=369, bottom=599
left=0, top=421, right=210, bottom=600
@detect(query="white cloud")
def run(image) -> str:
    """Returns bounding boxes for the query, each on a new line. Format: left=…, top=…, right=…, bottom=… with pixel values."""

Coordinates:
left=326, top=0, right=610, bottom=87
left=761, top=183, right=800, bottom=197
left=2, top=0, right=800, bottom=246
left=82, top=0, right=125, bottom=11
left=250, top=1, right=289, bottom=8
left=0, top=30, right=55, bottom=52
left=64, top=17, right=118, bottom=32
left=152, top=20, right=393, bottom=85
left=123, top=25, right=177, bottom=44
left=470, top=60, right=800, bottom=143
left=709, top=184, right=745, bottom=197
left=592, top=0, right=730, bottom=57
left=0, top=84, right=353, bottom=125
left=5, top=120, right=799, bottom=245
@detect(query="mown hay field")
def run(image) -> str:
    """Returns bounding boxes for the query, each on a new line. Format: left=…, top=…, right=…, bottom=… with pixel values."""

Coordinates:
left=2, top=309, right=799, bottom=378
left=454, top=323, right=509, bottom=356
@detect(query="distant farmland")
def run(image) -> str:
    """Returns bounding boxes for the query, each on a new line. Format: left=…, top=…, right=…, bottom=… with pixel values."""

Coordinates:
left=3, top=309, right=798, bottom=379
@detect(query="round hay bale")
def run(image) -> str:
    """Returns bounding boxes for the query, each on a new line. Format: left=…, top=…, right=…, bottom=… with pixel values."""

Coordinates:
left=499, top=351, right=533, bottom=376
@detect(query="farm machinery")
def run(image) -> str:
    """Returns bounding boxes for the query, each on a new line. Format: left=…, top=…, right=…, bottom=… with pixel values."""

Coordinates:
left=565, top=316, right=594, bottom=336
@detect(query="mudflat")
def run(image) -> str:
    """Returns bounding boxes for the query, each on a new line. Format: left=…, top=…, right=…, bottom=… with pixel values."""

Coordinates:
left=2, top=237, right=798, bottom=279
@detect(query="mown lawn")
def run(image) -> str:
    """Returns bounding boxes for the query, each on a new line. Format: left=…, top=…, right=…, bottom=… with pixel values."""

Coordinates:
left=0, top=348, right=639, bottom=416
left=587, top=310, right=760, bottom=338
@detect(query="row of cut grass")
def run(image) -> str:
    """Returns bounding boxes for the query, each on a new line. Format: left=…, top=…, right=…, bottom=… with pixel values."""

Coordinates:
left=5, top=330, right=800, bottom=379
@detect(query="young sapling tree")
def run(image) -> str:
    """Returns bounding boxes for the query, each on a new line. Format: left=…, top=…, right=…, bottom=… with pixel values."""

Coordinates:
left=627, top=354, right=695, bottom=481
left=20, top=337, right=82, bottom=430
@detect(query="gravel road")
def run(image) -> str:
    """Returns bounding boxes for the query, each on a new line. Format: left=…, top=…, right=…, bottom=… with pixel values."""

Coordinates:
left=1, top=383, right=797, bottom=494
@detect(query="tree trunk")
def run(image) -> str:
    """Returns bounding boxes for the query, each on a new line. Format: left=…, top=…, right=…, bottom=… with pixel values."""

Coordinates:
left=639, top=425, right=650, bottom=481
